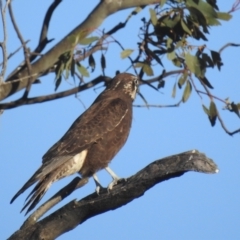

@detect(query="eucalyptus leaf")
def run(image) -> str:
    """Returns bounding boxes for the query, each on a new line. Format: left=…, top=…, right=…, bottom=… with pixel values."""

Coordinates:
left=149, top=8, right=157, bottom=26
left=77, top=64, right=89, bottom=77
left=143, top=64, right=154, bottom=76
left=217, top=12, right=232, bottom=21
left=121, top=49, right=134, bottom=59
left=78, top=36, right=99, bottom=45
left=182, top=81, right=192, bottom=103
left=172, top=82, right=177, bottom=98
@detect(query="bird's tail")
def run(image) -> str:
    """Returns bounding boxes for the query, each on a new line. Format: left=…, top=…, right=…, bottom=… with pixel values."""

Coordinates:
left=20, top=176, right=53, bottom=215
left=10, top=171, right=40, bottom=204
left=10, top=169, right=56, bottom=215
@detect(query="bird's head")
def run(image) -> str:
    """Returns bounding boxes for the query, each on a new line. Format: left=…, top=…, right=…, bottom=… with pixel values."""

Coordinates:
left=109, top=73, right=139, bottom=100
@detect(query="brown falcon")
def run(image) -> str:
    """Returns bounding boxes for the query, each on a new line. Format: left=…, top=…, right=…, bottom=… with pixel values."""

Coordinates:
left=10, top=73, right=138, bottom=214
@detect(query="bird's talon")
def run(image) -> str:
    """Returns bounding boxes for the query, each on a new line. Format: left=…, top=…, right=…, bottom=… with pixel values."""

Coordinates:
left=95, top=186, right=101, bottom=195
left=107, top=178, right=120, bottom=192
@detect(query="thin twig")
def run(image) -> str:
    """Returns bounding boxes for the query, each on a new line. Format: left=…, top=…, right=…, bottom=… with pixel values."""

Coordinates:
left=8, top=1, right=32, bottom=98
left=189, top=75, right=202, bottom=100
left=219, top=42, right=240, bottom=54
left=5, top=0, right=61, bottom=82
left=0, top=0, right=10, bottom=80
left=133, top=99, right=182, bottom=108
left=74, top=36, right=107, bottom=63
left=196, top=89, right=226, bottom=104
left=143, top=70, right=183, bottom=84
left=29, top=0, right=62, bottom=63
left=134, top=100, right=182, bottom=108
left=71, top=5, right=144, bottom=77
left=0, top=40, right=30, bottom=67
left=216, top=110, right=240, bottom=136
left=198, top=78, right=240, bottom=136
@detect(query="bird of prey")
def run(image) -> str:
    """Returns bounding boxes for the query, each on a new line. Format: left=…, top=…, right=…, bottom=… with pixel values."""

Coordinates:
left=10, top=73, right=138, bottom=214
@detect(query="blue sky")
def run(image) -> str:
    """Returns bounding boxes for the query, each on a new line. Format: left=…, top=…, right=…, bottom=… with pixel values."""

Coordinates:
left=1, top=1, right=240, bottom=239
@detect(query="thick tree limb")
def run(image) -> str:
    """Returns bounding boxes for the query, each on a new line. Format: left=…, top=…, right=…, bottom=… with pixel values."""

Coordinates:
left=8, top=150, right=218, bottom=240
left=0, top=0, right=160, bottom=101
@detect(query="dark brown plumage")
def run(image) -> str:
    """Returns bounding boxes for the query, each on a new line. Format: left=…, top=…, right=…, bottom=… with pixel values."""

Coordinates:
left=10, top=73, right=138, bottom=214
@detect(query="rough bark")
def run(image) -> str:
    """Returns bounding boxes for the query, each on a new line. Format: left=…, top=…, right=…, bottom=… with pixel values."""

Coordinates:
left=8, top=150, right=218, bottom=240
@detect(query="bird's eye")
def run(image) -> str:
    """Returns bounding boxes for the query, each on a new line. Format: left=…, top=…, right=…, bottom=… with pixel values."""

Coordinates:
left=134, top=77, right=138, bottom=86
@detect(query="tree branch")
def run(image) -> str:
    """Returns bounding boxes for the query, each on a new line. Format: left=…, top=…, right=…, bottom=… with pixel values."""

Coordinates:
left=0, top=75, right=110, bottom=110
left=8, top=150, right=218, bottom=240
left=0, top=67, right=184, bottom=110
left=0, top=0, right=161, bottom=101
left=134, top=99, right=182, bottom=108
left=0, top=0, right=10, bottom=80
left=30, top=0, right=62, bottom=63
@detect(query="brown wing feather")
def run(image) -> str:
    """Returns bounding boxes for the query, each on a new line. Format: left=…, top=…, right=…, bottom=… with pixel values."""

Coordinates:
left=42, top=97, right=129, bottom=163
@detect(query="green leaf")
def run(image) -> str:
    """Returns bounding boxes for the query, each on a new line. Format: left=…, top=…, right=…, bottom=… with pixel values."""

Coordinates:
left=202, top=104, right=210, bottom=116
left=151, top=50, right=163, bottom=66
left=77, top=64, right=89, bottom=77
left=160, top=0, right=167, bottom=7
left=210, top=101, right=217, bottom=116
left=167, top=37, right=173, bottom=48
left=143, top=64, right=154, bottom=76
left=230, top=102, right=240, bottom=118
left=55, top=62, right=64, bottom=80
left=64, top=68, right=70, bottom=80
left=188, top=6, right=207, bottom=27
left=185, top=53, right=203, bottom=77
left=167, top=51, right=176, bottom=61
left=172, top=58, right=182, bottom=67
left=134, top=62, right=145, bottom=68
left=206, top=0, right=219, bottom=10
left=101, top=53, right=106, bottom=70
left=149, top=8, right=157, bottom=26
left=78, top=36, right=99, bottom=45
left=162, top=14, right=180, bottom=28
left=199, top=76, right=214, bottom=89
left=182, top=81, right=192, bottom=103
left=178, top=73, right=188, bottom=89
left=181, top=20, right=192, bottom=35
left=121, top=49, right=134, bottom=59
left=210, top=50, right=223, bottom=70
left=88, top=54, right=96, bottom=72
left=186, top=0, right=218, bottom=24
left=202, top=53, right=214, bottom=68
left=70, top=59, right=75, bottom=78
left=172, top=82, right=177, bottom=98
left=55, top=75, right=62, bottom=91
left=209, top=100, right=217, bottom=126
left=217, top=12, right=232, bottom=21
left=206, top=16, right=221, bottom=26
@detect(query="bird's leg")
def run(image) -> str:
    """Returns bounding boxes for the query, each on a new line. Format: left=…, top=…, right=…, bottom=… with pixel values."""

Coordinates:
left=105, top=166, right=121, bottom=191
left=93, top=173, right=104, bottom=195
